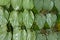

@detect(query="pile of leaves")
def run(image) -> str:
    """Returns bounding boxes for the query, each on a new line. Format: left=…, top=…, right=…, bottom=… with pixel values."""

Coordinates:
left=0, top=0, right=60, bottom=40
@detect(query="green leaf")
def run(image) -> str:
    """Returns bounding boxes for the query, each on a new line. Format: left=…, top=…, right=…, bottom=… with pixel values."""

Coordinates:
left=0, top=16, right=7, bottom=25
left=27, top=29, right=32, bottom=40
left=11, top=0, right=22, bottom=10
left=13, top=29, right=22, bottom=40
left=57, top=32, right=60, bottom=40
left=4, top=32, right=12, bottom=40
left=18, top=12, right=23, bottom=26
left=46, top=13, right=57, bottom=28
left=55, top=0, right=60, bottom=11
left=36, top=33, right=46, bottom=40
left=43, top=0, right=54, bottom=11
left=0, top=25, right=7, bottom=40
left=27, top=29, right=36, bottom=40
left=35, top=13, right=46, bottom=29
left=34, top=0, right=43, bottom=12
left=0, top=0, right=10, bottom=6
left=57, top=12, right=60, bottom=23
left=9, top=11, right=19, bottom=28
left=23, top=0, right=34, bottom=9
left=0, top=8, right=7, bottom=25
left=21, top=29, right=27, bottom=40
left=23, top=9, right=34, bottom=29
left=31, top=31, right=36, bottom=40
left=0, top=25, right=7, bottom=33
left=47, top=32, right=57, bottom=40
left=4, top=10, right=9, bottom=20
left=0, top=31, right=7, bottom=40
left=6, top=2, right=10, bottom=8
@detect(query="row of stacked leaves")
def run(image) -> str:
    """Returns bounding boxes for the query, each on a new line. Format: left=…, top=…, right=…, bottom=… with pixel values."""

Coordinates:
left=0, top=0, right=60, bottom=40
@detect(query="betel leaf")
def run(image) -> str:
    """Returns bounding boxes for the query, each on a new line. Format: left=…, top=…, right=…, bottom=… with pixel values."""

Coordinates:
left=0, top=8, right=7, bottom=25
left=47, top=32, right=57, bottom=40
left=55, top=0, right=60, bottom=11
left=0, top=31, right=7, bottom=40
left=11, top=0, right=22, bottom=10
left=36, top=33, right=46, bottom=40
left=0, top=0, right=10, bottom=6
left=34, top=0, right=43, bottom=12
left=46, top=13, right=57, bottom=28
left=56, top=12, right=60, bottom=31
left=23, top=0, right=34, bottom=9
left=57, top=32, right=60, bottom=40
left=31, top=31, right=36, bottom=40
left=23, top=9, right=34, bottom=29
left=13, top=29, right=22, bottom=40
left=18, top=12, right=23, bottom=26
left=9, top=11, right=19, bottom=28
left=4, top=32, right=12, bottom=40
left=21, top=29, right=27, bottom=40
left=43, top=0, right=54, bottom=11
left=27, top=29, right=36, bottom=40
left=57, top=12, right=60, bottom=23
left=27, top=29, right=32, bottom=40
left=6, top=2, right=10, bottom=8
left=0, top=25, right=7, bottom=40
left=0, top=25, right=7, bottom=33
left=35, top=13, right=46, bottom=29
left=4, top=10, right=9, bottom=20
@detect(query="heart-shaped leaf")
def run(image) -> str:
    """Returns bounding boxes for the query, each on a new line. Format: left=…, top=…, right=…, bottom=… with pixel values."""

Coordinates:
left=0, top=8, right=7, bottom=25
left=34, top=0, right=43, bottom=12
left=27, top=29, right=36, bottom=40
left=13, top=29, right=22, bottom=40
left=55, top=0, right=60, bottom=11
left=9, top=11, right=19, bottom=28
left=36, top=33, right=46, bottom=40
left=23, top=9, right=34, bottom=29
left=43, top=0, right=54, bottom=11
left=4, top=32, right=12, bottom=40
left=47, top=32, right=57, bottom=40
left=11, top=0, right=22, bottom=10
left=23, top=0, right=34, bottom=9
left=18, top=12, right=23, bottom=26
left=21, top=29, right=27, bottom=40
left=46, top=13, right=57, bottom=28
left=35, top=13, right=46, bottom=29
left=0, top=0, right=10, bottom=6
